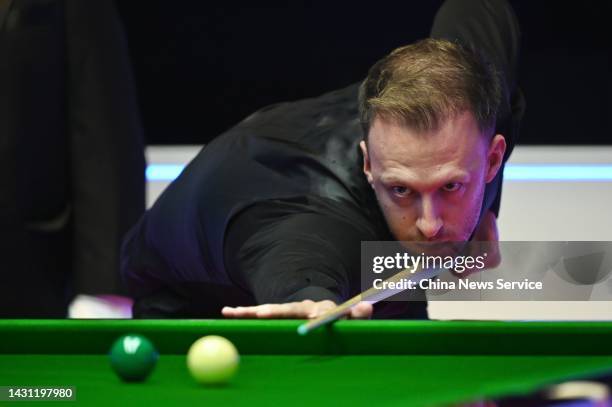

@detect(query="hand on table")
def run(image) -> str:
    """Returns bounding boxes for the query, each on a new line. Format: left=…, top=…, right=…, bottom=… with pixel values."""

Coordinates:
left=222, top=299, right=373, bottom=319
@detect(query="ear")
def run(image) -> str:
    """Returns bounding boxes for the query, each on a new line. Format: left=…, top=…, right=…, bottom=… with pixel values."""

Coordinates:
left=485, top=134, right=507, bottom=183
left=359, top=140, right=374, bottom=186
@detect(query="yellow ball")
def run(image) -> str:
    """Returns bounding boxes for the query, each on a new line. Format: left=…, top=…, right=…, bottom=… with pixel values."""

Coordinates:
left=186, top=335, right=239, bottom=385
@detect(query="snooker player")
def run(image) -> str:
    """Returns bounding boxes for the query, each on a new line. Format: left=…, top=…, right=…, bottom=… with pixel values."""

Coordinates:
left=121, top=0, right=524, bottom=320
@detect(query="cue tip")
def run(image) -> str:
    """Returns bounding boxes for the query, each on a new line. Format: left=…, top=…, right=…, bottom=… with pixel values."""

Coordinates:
left=297, top=324, right=309, bottom=336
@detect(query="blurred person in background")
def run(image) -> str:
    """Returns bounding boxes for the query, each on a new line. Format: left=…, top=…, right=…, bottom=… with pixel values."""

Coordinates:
left=0, top=0, right=145, bottom=317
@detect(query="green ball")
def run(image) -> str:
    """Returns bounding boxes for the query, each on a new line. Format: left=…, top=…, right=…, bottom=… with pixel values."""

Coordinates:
left=109, top=334, right=158, bottom=382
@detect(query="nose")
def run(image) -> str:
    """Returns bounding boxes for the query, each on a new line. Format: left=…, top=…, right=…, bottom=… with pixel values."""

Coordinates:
left=416, top=196, right=443, bottom=239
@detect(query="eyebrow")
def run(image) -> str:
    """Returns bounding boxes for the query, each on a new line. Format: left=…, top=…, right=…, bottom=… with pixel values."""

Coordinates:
left=380, top=170, right=471, bottom=186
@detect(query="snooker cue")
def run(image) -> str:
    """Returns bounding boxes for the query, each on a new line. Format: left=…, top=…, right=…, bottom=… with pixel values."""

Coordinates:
left=296, top=265, right=446, bottom=335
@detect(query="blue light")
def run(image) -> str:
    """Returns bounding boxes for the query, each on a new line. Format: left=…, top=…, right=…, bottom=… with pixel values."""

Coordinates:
left=145, top=164, right=612, bottom=182
left=146, top=164, right=185, bottom=181
left=504, top=165, right=612, bottom=181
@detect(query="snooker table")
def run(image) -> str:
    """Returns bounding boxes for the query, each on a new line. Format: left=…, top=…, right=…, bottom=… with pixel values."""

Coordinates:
left=1, top=320, right=612, bottom=406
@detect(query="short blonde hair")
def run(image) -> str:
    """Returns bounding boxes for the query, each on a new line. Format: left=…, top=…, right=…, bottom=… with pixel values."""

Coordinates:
left=358, top=38, right=502, bottom=138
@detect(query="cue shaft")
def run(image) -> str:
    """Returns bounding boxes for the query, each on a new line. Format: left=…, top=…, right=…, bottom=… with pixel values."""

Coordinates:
left=297, top=265, right=444, bottom=335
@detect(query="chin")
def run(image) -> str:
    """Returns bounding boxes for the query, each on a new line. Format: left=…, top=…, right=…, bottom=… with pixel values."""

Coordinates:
left=399, top=240, right=467, bottom=257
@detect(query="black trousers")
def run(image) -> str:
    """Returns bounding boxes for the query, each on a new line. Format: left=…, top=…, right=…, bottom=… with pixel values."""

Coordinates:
left=0, top=0, right=145, bottom=317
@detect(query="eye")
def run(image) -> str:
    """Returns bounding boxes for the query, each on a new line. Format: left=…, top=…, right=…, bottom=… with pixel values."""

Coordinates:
left=391, top=186, right=411, bottom=197
left=443, top=182, right=462, bottom=192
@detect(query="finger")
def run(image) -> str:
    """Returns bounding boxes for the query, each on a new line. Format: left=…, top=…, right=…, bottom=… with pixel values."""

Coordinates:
left=349, top=301, right=373, bottom=319
left=222, top=305, right=276, bottom=318
left=306, top=300, right=337, bottom=319
left=255, top=302, right=303, bottom=318
left=223, top=302, right=310, bottom=319
left=221, top=306, right=237, bottom=317
left=224, top=300, right=339, bottom=320
left=258, top=300, right=335, bottom=319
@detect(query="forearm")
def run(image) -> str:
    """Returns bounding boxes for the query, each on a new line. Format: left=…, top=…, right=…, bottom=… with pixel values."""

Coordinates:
left=224, top=203, right=366, bottom=305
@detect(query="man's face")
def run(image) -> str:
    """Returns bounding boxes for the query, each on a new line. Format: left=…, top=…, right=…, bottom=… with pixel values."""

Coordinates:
left=360, top=111, right=505, bottom=254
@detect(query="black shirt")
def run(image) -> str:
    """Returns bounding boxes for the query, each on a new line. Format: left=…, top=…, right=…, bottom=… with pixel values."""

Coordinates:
left=122, top=83, right=392, bottom=306
left=121, top=0, right=524, bottom=318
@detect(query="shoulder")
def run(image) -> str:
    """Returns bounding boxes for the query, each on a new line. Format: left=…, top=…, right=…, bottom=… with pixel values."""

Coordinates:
left=235, top=83, right=361, bottom=130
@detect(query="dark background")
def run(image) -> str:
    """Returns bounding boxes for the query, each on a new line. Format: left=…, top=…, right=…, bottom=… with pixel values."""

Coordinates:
left=116, top=1, right=609, bottom=146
